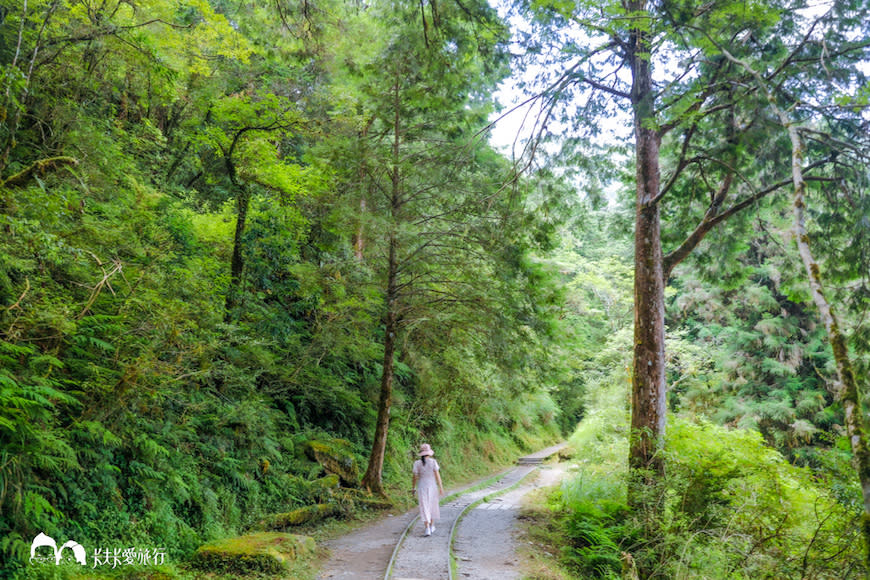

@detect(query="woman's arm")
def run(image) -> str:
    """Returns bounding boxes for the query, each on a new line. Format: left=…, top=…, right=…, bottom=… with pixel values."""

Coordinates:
left=435, top=470, right=444, bottom=495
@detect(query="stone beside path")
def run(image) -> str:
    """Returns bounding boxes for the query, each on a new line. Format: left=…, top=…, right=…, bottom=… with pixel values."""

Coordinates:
left=192, top=532, right=315, bottom=575
left=516, top=442, right=569, bottom=465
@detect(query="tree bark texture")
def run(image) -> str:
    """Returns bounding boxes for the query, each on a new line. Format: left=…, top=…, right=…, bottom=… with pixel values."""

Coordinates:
left=631, top=201, right=666, bottom=478
left=360, top=232, right=399, bottom=495
left=628, top=1, right=667, bottom=490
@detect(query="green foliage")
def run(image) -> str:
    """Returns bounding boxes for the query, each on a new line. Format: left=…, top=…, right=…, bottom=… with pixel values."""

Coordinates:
left=556, top=403, right=865, bottom=578
left=0, top=0, right=569, bottom=575
left=662, top=420, right=863, bottom=578
left=3, top=0, right=865, bottom=576
left=545, top=221, right=867, bottom=577
left=543, top=208, right=634, bottom=434
left=559, top=498, right=633, bottom=579
left=665, top=214, right=847, bottom=465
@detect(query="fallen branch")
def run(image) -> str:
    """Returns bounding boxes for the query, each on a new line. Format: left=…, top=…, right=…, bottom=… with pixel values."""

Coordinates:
left=1, top=156, right=78, bottom=188
left=77, top=256, right=123, bottom=320
left=3, top=277, right=30, bottom=339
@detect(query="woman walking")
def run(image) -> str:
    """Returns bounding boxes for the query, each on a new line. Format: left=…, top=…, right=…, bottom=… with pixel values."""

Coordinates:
left=412, top=443, right=444, bottom=536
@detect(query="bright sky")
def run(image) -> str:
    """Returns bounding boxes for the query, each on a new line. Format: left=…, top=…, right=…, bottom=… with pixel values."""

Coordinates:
left=484, top=0, right=633, bottom=159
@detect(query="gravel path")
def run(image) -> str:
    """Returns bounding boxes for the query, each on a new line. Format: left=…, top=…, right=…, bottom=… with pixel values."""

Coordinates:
left=388, top=465, right=537, bottom=580
left=316, top=456, right=568, bottom=580
left=316, top=509, right=417, bottom=579
left=453, top=463, right=567, bottom=580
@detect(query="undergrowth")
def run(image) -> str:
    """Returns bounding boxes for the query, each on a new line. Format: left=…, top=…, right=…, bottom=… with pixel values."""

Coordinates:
left=540, top=416, right=865, bottom=579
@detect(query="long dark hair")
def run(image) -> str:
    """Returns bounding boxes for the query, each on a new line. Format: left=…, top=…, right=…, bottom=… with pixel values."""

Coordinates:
left=421, top=455, right=427, bottom=465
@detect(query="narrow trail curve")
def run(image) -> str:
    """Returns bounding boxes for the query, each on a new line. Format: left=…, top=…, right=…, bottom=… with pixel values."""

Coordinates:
left=452, top=463, right=568, bottom=579
left=316, top=443, right=567, bottom=580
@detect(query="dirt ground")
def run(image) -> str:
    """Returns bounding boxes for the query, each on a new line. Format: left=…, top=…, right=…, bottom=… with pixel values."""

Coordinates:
left=315, top=463, right=568, bottom=580
left=314, top=508, right=416, bottom=579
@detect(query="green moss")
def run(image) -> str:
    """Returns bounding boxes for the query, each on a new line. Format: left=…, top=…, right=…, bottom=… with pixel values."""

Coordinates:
left=263, top=504, right=341, bottom=529
left=305, top=439, right=360, bottom=485
left=308, top=474, right=340, bottom=498
left=191, top=532, right=315, bottom=574
left=65, top=568, right=179, bottom=580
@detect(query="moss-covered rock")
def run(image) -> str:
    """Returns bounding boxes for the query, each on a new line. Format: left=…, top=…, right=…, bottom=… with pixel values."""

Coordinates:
left=306, top=473, right=340, bottom=499
left=305, top=438, right=359, bottom=485
left=79, top=571, right=176, bottom=580
left=191, top=532, right=315, bottom=574
left=340, top=487, right=394, bottom=510
left=262, top=503, right=341, bottom=529
left=285, top=473, right=339, bottom=503
left=558, top=445, right=576, bottom=461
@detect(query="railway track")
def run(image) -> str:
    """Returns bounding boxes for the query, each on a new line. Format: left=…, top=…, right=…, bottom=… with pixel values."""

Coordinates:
left=384, top=443, right=566, bottom=580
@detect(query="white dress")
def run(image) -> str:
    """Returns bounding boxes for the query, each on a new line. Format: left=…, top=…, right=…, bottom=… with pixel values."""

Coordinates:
left=413, top=457, right=440, bottom=522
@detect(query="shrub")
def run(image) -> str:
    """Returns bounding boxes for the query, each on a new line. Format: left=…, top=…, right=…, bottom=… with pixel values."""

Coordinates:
left=555, top=417, right=865, bottom=579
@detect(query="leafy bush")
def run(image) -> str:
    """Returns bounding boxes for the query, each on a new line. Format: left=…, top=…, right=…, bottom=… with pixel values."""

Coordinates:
left=559, top=497, right=634, bottom=579
left=662, top=420, right=864, bottom=579
left=555, top=414, right=865, bottom=579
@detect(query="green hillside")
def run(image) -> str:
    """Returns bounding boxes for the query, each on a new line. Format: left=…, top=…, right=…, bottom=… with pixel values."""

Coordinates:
left=1, top=0, right=868, bottom=578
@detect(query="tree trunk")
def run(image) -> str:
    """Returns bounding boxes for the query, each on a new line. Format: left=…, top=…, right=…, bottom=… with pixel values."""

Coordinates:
left=354, top=198, right=366, bottom=260
left=360, top=232, right=399, bottom=495
left=630, top=202, right=666, bottom=479
left=353, top=120, right=373, bottom=261
left=627, top=1, right=667, bottom=500
left=1, top=156, right=79, bottom=188
left=224, top=184, right=250, bottom=322
left=787, top=123, right=870, bottom=568
left=360, top=76, right=403, bottom=495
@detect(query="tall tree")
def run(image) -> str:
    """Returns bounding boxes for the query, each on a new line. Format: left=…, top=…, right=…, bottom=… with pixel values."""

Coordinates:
left=191, top=93, right=307, bottom=320
left=718, top=33, right=870, bottom=562
left=511, top=0, right=869, bottom=506
left=325, top=0, right=511, bottom=494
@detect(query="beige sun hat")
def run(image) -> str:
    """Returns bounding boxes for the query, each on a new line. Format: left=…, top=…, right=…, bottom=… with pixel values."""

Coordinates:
left=418, top=443, right=434, bottom=457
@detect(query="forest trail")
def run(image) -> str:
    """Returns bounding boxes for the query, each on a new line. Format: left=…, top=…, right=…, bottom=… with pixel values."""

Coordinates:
left=316, top=445, right=568, bottom=580
left=452, top=463, right=567, bottom=579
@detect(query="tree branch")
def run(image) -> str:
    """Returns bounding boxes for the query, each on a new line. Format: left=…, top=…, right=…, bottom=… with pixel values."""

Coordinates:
left=1, top=156, right=78, bottom=188
left=662, top=155, right=835, bottom=279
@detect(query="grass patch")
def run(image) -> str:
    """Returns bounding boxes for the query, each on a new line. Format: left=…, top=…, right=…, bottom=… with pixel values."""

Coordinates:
left=516, top=487, right=576, bottom=580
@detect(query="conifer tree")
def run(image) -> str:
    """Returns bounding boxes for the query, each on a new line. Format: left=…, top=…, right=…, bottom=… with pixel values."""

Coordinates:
left=339, top=0, right=512, bottom=494
left=508, top=0, right=869, bottom=515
